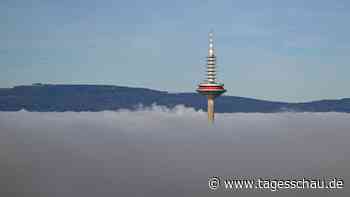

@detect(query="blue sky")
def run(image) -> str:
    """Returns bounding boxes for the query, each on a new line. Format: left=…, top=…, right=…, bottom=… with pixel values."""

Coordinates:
left=1, top=0, right=350, bottom=102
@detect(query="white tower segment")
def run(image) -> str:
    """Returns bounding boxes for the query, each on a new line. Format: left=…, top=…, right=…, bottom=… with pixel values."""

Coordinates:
left=207, top=32, right=217, bottom=83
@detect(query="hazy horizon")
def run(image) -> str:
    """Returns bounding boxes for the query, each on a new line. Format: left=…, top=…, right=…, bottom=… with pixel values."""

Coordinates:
left=2, top=83, right=350, bottom=103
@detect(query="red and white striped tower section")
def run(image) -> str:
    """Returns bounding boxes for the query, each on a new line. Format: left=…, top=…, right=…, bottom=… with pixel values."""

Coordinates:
left=196, top=32, right=226, bottom=123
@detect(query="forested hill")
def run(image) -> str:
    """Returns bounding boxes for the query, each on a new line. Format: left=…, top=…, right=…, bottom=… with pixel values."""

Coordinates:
left=0, top=84, right=349, bottom=113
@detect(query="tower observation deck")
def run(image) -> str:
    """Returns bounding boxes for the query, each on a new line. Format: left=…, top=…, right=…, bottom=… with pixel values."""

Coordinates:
left=196, top=32, right=226, bottom=123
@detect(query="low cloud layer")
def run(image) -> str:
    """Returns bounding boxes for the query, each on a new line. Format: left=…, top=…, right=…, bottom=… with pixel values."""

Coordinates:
left=0, top=106, right=349, bottom=196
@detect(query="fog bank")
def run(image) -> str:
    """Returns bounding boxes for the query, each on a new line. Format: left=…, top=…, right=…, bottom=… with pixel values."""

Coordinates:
left=0, top=106, right=349, bottom=196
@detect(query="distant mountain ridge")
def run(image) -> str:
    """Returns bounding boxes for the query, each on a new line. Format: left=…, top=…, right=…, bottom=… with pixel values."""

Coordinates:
left=0, top=84, right=349, bottom=113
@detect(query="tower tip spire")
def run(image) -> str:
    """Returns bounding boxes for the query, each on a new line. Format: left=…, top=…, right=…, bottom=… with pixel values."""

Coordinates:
left=209, top=30, right=214, bottom=38
left=208, top=31, right=214, bottom=57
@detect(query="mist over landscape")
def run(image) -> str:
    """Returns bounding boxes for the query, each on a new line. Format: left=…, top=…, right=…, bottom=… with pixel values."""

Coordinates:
left=0, top=106, right=349, bottom=196
left=3, top=1, right=350, bottom=197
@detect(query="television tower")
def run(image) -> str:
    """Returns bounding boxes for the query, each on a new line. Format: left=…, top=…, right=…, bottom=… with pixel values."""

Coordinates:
left=197, top=32, right=226, bottom=123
